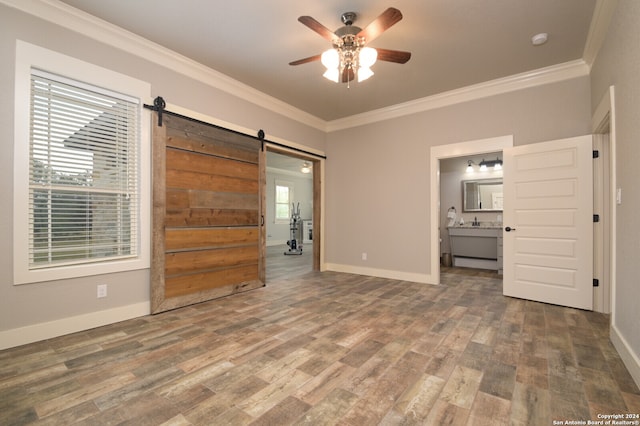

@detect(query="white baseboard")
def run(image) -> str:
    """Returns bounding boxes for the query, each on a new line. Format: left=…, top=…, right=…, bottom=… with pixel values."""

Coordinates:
left=0, top=302, right=151, bottom=350
left=267, top=240, right=287, bottom=247
left=610, top=323, right=640, bottom=388
left=325, top=263, right=437, bottom=285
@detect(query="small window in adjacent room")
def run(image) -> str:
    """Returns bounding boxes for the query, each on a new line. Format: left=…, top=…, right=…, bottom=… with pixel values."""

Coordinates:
left=275, top=180, right=294, bottom=224
left=14, top=41, right=150, bottom=284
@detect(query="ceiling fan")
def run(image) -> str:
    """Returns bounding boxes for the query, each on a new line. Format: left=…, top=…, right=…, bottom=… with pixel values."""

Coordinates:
left=289, top=7, right=411, bottom=84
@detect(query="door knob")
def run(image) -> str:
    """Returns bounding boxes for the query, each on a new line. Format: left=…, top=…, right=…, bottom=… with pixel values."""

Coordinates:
left=505, top=226, right=516, bottom=232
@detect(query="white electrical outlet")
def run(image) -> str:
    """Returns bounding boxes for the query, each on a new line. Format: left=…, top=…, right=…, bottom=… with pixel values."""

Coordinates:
left=362, top=252, right=367, bottom=261
left=97, top=284, right=107, bottom=298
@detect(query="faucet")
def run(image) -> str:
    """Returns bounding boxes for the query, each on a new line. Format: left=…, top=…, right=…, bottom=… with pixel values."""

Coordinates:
left=472, top=216, right=480, bottom=226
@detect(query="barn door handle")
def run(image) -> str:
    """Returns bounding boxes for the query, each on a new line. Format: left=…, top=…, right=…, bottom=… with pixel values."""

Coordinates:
left=261, top=215, right=264, bottom=226
left=505, top=226, right=516, bottom=232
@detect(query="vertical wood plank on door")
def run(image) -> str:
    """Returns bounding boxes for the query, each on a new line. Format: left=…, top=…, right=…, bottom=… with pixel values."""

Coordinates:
left=312, top=160, right=321, bottom=271
left=151, top=112, right=168, bottom=313
left=258, top=146, right=266, bottom=283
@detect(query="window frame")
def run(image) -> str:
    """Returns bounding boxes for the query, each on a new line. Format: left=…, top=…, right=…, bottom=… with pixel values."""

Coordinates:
left=14, top=41, right=151, bottom=285
left=274, top=180, right=294, bottom=224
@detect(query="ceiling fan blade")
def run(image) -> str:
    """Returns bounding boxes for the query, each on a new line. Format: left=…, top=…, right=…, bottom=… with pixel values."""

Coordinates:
left=375, top=48, right=411, bottom=64
left=298, top=16, right=339, bottom=43
left=289, top=54, right=322, bottom=66
left=341, top=67, right=355, bottom=83
left=357, top=7, right=403, bottom=43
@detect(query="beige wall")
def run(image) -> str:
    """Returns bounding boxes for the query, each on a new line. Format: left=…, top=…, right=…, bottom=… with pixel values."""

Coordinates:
left=0, top=5, right=325, bottom=344
left=324, top=77, right=592, bottom=277
left=590, top=0, right=640, bottom=380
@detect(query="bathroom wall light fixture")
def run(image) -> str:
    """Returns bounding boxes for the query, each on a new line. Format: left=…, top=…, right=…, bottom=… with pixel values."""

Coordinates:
left=466, top=160, right=474, bottom=173
left=301, top=162, right=312, bottom=174
left=479, top=158, right=503, bottom=171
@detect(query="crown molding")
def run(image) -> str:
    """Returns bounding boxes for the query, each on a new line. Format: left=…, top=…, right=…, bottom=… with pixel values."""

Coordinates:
left=3, top=0, right=597, bottom=134
left=1, top=0, right=327, bottom=131
left=326, top=59, right=590, bottom=132
left=583, top=0, right=618, bottom=68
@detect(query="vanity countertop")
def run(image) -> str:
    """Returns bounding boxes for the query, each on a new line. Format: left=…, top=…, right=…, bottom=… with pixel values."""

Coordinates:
left=448, top=222, right=503, bottom=230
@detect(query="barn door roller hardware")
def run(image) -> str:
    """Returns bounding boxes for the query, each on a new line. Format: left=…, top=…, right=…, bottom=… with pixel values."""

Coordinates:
left=143, top=99, right=326, bottom=159
left=152, top=96, right=166, bottom=127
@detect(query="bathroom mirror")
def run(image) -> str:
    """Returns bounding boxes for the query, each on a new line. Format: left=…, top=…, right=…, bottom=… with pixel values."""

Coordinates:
left=463, top=178, right=503, bottom=212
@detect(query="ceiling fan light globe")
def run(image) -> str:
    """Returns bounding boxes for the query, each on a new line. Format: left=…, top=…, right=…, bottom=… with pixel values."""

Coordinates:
left=359, top=47, right=377, bottom=67
left=301, top=162, right=312, bottom=173
left=323, top=68, right=339, bottom=82
left=321, top=49, right=340, bottom=69
left=357, top=66, right=374, bottom=82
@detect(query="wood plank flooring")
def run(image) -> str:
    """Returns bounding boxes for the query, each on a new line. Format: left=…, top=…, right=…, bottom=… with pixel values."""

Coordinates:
left=1, top=255, right=638, bottom=425
left=266, top=244, right=313, bottom=282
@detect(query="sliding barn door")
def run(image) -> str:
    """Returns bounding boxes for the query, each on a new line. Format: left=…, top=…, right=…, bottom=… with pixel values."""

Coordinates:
left=151, top=113, right=265, bottom=314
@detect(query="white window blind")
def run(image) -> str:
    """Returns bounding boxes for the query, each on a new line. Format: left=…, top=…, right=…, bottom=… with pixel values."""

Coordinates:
left=29, top=70, right=139, bottom=269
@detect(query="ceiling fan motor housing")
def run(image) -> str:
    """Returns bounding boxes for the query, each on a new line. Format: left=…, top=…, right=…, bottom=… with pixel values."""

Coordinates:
left=335, top=25, right=362, bottom=39
left=340, top=12, right=357, bottom=25
left=334, top=12, right=368, bottom=72
left=336, top=11, right=363, bottom=48
left=335, top=23, right=363, bottom=53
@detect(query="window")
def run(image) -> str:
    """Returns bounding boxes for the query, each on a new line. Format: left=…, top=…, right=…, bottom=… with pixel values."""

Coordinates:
left=14, top=41, right=150, bottom=284
left=275, top=180, right=294, bottom=223
left=30, top=70, right=138, bottom=267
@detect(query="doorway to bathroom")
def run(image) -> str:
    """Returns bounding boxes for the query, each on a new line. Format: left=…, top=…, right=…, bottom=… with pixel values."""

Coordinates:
left=430, top=135, right=513, bottom=285
left=432, top=130, right=614, bottom=313
left=439, top=152, right=504, bottom=274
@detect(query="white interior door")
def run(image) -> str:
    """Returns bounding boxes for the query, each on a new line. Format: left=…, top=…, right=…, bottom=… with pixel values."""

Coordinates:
left=503, top=135, right=593, bottom=310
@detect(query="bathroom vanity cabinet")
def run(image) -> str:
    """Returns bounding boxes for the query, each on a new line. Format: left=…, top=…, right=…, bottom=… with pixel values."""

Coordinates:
left=448, top=224, right=503, bottom=274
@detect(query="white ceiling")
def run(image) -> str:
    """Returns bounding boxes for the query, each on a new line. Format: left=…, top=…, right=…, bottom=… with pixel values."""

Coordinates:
left=58, top=0, right=597, bottom=122
left=267, top=151, right=313, bottom=175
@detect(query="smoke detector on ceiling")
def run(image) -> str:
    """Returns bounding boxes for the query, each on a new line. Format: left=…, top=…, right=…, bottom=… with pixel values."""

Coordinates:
left=531, top=33, right=548, bottom=46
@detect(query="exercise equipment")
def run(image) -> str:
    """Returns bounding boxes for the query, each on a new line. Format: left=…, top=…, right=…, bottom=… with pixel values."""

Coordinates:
left=284, top=203, right=303, bottom=255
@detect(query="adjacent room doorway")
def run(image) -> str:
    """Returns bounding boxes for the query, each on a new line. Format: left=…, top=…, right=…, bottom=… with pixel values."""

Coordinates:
left=265, top=147, right=322, bottom=281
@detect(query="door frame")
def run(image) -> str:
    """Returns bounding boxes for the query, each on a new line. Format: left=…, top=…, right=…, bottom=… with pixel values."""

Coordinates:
left=592, top=85, right=617, bottom=314
left=430, top=135, right=514, bottom=285
left=266, top=145, right=323, bottom=273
